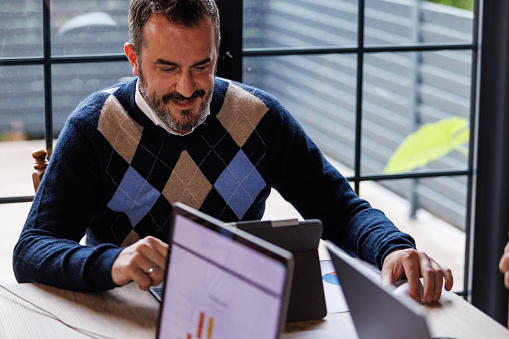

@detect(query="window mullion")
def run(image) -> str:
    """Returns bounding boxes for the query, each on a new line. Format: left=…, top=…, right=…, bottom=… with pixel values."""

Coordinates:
left=42, top=0, right=53, bottom=156
left=354, top=0, right=365, bottom=195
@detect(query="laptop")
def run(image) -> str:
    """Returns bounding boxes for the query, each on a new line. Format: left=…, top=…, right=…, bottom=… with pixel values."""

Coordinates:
left=155, top=203, right=294, bottom=339
left=232, top=219, right=327, bottom=322
left=325, top=241, right=432, bottom=339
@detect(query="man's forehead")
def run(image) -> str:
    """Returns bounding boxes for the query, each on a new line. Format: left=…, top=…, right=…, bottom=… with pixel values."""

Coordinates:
left=138, top=20, right=217, bottom=70
left=144, top=13, right=214, bottom=37
left=143, top=15, right=216, bottom=48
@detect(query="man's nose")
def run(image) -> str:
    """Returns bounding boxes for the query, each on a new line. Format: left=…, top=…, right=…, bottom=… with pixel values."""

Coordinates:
left=176, top=70, right=196, bottom=98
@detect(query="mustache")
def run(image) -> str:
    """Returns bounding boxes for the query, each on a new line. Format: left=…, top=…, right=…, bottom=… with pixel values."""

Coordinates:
left=161, top=89, right=206, bottom=105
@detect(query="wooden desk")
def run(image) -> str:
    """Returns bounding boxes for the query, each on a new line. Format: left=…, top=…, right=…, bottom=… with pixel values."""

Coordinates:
left=1, top=282, right=508, bottom=338
left=285, top=290, right=509, bottom=338
left=0, top=283, right=158, bottom=338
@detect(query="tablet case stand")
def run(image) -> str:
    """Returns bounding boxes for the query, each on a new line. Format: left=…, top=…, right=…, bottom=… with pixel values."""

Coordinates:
left=235, top=219, right=327, bottom=322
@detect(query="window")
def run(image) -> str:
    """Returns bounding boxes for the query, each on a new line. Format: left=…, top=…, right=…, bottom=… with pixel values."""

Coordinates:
left=240, top=0, right=477, bottom=296
left=0, top=0, right=131, bottom=201
left=0, top=0, right=487, bottom=309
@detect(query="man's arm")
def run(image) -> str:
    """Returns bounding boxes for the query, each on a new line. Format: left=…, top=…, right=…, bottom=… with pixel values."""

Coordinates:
left=14, top=111, right=169, bottom=291
left=264, top=102, right=452, bottom=303
left=13, top=117, right=117, bottom=290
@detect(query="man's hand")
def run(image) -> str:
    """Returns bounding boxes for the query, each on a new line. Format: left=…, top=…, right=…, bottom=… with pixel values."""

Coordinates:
left=111, top=236, right=168, bottom=291
left=499, top=241, right=509, bottom=289
left=380, top=248, right=453, bottom=304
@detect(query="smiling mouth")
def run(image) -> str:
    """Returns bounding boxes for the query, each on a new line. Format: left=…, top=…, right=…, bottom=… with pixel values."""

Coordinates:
left=172, top=99, right=196, bottom=108
left=162, top=89, right=206, bottom=106
left=175, top=99, right=192, bottom=104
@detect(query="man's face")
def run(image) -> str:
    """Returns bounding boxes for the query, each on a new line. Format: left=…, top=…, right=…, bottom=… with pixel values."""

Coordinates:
left=125, top=14, right=217, bottom=134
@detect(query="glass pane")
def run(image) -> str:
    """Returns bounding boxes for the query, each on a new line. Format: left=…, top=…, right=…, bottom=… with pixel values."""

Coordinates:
left=364, top=0, right=474, bottom=46
left=0, top=0, right=43, bottom=58
left=243, top=55, right=357, bottom=173
left=361, top=50, right=471, bottom=176
left=51, top=0, right=130, bottom=56
left=360, top=178, right=466, bottom=292
left=0, top=65, right=45, bottom=198
left=52, top=62, right=133, bottom=134
left=243, top=0, right=359, bottom=49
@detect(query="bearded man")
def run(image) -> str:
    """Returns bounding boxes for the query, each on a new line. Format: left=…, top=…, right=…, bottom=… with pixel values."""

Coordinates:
left=14, top=0, right=452, bottom=305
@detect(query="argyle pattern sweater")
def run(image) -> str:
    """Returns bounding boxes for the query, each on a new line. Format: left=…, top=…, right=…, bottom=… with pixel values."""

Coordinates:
left=13, top=77, right=415, bottom=291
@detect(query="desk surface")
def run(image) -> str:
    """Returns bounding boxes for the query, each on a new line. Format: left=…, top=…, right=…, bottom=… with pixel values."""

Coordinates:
left=1, top=283, right=508, bottom=339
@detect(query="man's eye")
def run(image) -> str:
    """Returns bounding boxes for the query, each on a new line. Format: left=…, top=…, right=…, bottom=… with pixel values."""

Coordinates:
left=196, top=64, right=210, bottom=71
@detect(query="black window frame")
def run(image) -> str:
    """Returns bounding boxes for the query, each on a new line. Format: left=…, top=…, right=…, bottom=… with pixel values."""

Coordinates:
left=2, top=0, right=508, bottom=325
left=219, top=0, right=508, bottom=324
left=0, top=1, right=127, bottom=204
left=224, top=0, right=478, bottom=299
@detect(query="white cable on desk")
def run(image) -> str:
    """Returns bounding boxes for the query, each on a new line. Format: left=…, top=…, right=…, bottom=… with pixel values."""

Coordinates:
left=0, top=285, right=118, bottom=339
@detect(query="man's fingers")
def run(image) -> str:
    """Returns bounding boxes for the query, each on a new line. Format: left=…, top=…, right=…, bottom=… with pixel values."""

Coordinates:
left=417, top=252, right=437, bottom=303
left=383, top=248, right=422, bottom=303
left=399, top=250, right=423, bottom=303
left=112, top=249, right=152, bottom=285
left=443, top=265, right=454, bottom=291
left=111, top=236, right=169, bottom=289
left=499, top=253, right=509, bottom=273
left=146, top=264, right=165, bottom=287
left=500, top=241, right=509, bottom=288
left=430, top=264, right=444, bottom=303
left=143, top=236, right=169, bottom=257
left=154, top=238, right=170, bottom=257
left=380, top=266, right=394, bottom=285
left=420, top=252, right=454, bottom=303
left=136, top=237, right=168, bottom=272
left=130, top=257, right=165, bottom=290
left=381, top=250, right=407, bottom=286
left=382, top=248, right=453, bottom=304
left=130, top=265, right=155, bottom=291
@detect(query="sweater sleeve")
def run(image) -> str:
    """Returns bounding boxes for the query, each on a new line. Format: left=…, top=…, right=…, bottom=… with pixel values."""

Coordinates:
left=13, top=116, right=123, bottom=291
left=266, top=104, right=416, bottom=269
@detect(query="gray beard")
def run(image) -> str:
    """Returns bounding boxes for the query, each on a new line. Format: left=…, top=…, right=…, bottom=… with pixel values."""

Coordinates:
left=138, top=82, right=212, bottom=133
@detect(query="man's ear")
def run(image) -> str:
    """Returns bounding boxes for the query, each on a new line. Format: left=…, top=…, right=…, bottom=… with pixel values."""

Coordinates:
left=124, top=43, right=139, bottom=77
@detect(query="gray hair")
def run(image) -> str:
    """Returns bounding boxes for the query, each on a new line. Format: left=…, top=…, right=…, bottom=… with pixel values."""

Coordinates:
left=128, top=0, right=220, bottom=56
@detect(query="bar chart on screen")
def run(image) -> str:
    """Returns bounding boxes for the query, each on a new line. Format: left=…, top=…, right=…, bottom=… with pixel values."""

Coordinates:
left=183, top=311, right=214, bottom=339
left=161, top=244, right=282, bottom=338
left=198, top=311, right=214, bottom=339
left=158, top=214, right=288, bottom=339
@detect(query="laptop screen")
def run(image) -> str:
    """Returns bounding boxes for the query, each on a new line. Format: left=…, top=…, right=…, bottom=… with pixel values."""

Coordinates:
left=325, top=241, right=431, bottom=339
left=157, top=205, right=293, bottom=339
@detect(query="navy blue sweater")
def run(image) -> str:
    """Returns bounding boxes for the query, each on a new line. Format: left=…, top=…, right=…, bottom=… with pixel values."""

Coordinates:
left=13, top=77, right=415, bottom=291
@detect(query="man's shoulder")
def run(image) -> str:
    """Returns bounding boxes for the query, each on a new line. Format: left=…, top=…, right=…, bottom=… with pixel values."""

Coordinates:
left=210, top=77, right=303, bottom=145
left=68, top=79, right=137, bottom=126
left=214, top=77, right=284, bottom=112
left=215, top=77, right=287, bottom=121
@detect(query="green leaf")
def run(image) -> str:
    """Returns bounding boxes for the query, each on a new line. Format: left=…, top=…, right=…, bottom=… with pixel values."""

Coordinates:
left=384, top=117, right=470, bottom=174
